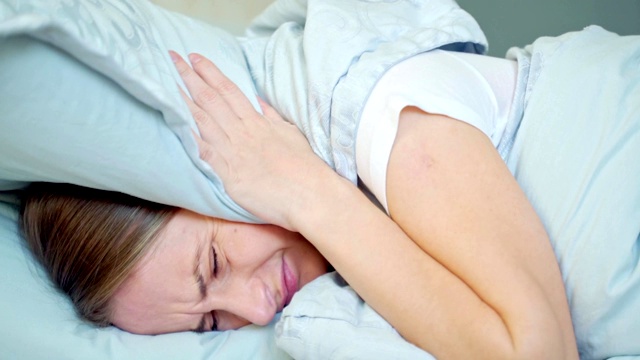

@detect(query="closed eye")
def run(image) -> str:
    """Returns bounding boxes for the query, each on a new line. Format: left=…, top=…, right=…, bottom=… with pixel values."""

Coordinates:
left=212, top=247, right=218, bottom=277
left=211, top=312, right=218, bottom=331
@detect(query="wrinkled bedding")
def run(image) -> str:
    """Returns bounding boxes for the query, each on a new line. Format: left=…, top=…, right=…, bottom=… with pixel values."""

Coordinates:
left=1, top=0, right=638, bottom=358
left=505, top=26, right=640, bottom=359
left=277, top=26, right=640, bottom=360
left=0, top=0, right=484, bottom=359
left=240, top=0, right=487, bottom=181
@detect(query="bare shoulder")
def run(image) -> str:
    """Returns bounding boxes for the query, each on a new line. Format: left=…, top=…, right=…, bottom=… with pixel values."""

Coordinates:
left=386, top=106, right=578, bottom=359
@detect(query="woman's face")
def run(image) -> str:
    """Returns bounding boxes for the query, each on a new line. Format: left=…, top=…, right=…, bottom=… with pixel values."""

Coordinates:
left=110, top=209, right=327, bottom=335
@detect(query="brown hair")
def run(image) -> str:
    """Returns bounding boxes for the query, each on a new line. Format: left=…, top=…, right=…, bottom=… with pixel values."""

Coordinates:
left=19, top=183, right=178, bottom=327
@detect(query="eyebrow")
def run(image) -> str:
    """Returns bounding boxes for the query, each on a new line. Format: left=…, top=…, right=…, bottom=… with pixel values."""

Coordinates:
left=193, top=241, right=207, bottom=300
left=191, top=242, right=208, bottom=333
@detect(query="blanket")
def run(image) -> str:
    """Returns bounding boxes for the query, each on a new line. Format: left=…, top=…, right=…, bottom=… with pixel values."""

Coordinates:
left=0, top=0, right=486, bottom=222
left=0, top=1, right=485, bottom=359
left=272, top=25, right=640, bottom=360
left=505, top=26, right=640, bottom=359
left=241, top=0, right=487, bottom=182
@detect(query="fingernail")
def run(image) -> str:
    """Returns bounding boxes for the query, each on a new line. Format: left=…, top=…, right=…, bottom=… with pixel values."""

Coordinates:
left=169, top=51, right=180, bottom=63
left=189, top=53, right=201, bottom=64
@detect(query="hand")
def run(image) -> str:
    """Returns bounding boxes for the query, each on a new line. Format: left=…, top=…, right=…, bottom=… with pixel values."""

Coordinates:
left=170, top=51, right=328, bottom=230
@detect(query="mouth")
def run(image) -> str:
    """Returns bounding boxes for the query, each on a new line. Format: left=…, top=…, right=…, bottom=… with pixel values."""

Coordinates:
left=280, top=256, right=298, bottom=311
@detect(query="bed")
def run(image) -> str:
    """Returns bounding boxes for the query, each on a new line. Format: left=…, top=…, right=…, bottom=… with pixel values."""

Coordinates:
left=1, top=0, right=639, bottom=359
left=0, top=0, right=479, bottom=358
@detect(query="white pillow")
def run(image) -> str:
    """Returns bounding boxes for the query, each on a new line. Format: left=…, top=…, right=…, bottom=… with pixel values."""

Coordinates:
left=0, top=0, right=262, bottom=223
left=0, top=1, right=291, bottom=359
left=0, top=198, right=290, bottom=359
left=276, top=273, right=435, bottom=360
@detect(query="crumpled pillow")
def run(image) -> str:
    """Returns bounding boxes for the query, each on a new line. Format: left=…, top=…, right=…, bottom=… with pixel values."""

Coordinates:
left=276, top=272, right=436, bottom=360
left=0, top=0, right=261, bottom=222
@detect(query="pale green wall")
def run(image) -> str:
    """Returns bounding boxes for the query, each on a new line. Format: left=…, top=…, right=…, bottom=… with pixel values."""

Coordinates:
left=456, top=0, right=640, bottom=56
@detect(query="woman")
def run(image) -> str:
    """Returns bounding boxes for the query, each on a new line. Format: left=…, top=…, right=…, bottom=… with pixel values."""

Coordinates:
left=20, top=48, right=576, bottom=358
left=167, top=50, right=579, bottom=359
left=24, top=46, right=577, bottom=358
left=22, top=27, right=640, bottom=358
left=20, top=182, right=328, bottom=334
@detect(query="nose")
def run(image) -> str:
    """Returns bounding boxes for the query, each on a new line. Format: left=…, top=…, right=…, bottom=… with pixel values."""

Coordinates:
left=217, top=277, right=277, bottom=329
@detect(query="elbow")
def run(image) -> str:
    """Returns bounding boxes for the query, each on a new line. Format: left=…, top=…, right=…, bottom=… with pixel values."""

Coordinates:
left=506, top=326, right=578, bottom=360
left=412, top=325, right=574, bottom=360
left=498, top=303, right=578, bottom=360
left=467, top=318, right=577, bottom=360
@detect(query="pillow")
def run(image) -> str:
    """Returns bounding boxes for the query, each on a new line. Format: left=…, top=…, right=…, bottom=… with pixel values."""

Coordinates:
left=275, top=272, right=435, bottom=360
left=0, top=0, right=261, bottom=223
left=0, top=196, right=291, bottom=359
left=0, top=0, right=291, bottom=359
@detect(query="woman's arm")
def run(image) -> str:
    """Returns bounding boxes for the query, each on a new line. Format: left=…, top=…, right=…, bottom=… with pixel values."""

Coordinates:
left=385, top=107, right=578, bottom=358
left=173, top=53, right=577, bottom=359
left=287, top=109, right=577, bottom=359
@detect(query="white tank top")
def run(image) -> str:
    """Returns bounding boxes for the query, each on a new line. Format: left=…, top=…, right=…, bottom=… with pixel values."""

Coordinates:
left=356, top=49, right=518, bottom=211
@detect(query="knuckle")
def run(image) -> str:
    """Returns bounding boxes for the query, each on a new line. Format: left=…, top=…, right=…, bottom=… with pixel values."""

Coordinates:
left=192, top=108, right=209, bottom=125
left=176, top=62, right=192, bottom=77
left=198, top=143, right=215, bottom=162
left=214, top=78, right=238, bottom=95
left=196, top=88, right=220, bottom=106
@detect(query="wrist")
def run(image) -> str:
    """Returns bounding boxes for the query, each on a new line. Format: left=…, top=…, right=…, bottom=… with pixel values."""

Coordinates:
left=286, top=163, right=356, bottom=233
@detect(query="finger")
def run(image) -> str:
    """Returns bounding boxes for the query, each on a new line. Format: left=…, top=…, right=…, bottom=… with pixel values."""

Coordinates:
left=257, top=97, right=284, bottom=123
left=181, top=88, right=231, bottom=177
left=179, top=85, right=229, bottom=147
left=188, top=53, right=257, bottom=121
left=170, top=51, right=238, bottom=130
left=191, top=128, right=230, bottom=180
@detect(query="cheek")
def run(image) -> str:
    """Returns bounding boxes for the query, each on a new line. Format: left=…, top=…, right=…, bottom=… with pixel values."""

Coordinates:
left=225, top=224, right=289, bottom=261
left=282, top=235, right=327, bottom=284
left=229, top=224, right=326, bottom=284
left=248, top=224, right=294, bottom=246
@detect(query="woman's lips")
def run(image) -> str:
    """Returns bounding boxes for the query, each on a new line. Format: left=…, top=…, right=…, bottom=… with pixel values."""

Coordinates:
left=281, top=258, right=298, bottom=310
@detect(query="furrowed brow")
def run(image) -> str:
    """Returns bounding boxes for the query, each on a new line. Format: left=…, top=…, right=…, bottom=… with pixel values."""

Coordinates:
left=191, top=242, right=208, bottom=333
left=193, top=242, right=207, bottom=300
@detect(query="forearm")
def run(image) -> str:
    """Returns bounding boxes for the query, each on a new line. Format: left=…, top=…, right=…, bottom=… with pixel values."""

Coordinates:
left=172, top=53, right=575, bottom=358
left=288, top=106, right=580, bottom=358
left=384, top=109, right=576, bottom=358
left=290, top=168, right=521, bottom=359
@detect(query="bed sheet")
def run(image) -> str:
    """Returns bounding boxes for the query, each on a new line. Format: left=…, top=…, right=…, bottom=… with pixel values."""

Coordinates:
left=3, top=0, right=638, bottom=358
left=0, top=0, right=280, bottom=358
left=240, top=0, right=487, bottom=182
left=274, top=25, right=640, bottom=360
left=505, top=26, right=640, bottom=359
left=276, top=272, right=436, bottom=359
left=0, top=0, right=484, bottom=359
left=0, top=195, right=291, bottom=360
